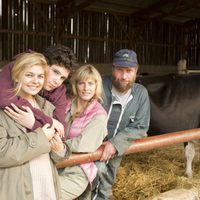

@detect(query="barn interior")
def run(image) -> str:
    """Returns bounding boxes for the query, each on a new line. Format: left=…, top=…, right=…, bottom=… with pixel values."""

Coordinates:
left=1, top=1, right=200, bottom=199
left=1, top=0, right=200, bottom=75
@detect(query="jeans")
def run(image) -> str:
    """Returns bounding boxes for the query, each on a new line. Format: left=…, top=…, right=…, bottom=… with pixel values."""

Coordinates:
left=92, top=156, right=122, bottom=200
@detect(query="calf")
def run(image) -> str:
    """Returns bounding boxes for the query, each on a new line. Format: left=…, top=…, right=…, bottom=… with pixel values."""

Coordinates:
left=137, top=74, right=200, bottom=178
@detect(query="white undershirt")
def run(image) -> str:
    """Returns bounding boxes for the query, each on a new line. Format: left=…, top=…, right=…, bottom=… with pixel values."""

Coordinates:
left=29, top=153, right=57, bottom=200
left=29, top=99, right=56, bottom=200
left=111, top=87, right=131, bottom=108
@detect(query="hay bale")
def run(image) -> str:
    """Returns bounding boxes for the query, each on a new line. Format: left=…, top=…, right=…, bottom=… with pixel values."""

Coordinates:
left=112, top=144, right=200, bottom=200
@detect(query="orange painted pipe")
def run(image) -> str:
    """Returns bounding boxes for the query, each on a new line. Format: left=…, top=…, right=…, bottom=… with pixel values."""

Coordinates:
left=56, top=128, right=200, bottom=168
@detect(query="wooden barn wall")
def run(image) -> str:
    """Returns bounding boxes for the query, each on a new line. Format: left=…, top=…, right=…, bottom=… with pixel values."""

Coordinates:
left=0, top=0, right=55, bottom=61
left=184, top=19, right=200, bottom=67
left=0, top=0, right=200, bottom=68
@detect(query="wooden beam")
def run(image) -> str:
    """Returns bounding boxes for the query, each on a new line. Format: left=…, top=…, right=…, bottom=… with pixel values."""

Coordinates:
left=130, top=0, right=197, bottom=24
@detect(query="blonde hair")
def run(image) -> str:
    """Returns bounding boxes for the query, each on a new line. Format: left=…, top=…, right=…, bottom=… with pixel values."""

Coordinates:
left=11, top=52, right=48, bottom=95
left=70, top=64, right=103, bottom=102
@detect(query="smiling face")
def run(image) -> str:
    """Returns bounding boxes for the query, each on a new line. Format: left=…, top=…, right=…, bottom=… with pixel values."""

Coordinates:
left=76, top=78, right=96, bottom=102
left=11, top=52, right=48, bottom=99
left=112, top=66, right=138, bottom=93
left=44, top=65, right=70, bottom=91
left=17, top=65, right=45, bottom=99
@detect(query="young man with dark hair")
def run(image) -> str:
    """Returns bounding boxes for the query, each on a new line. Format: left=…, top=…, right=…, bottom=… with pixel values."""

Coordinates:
left=0, top=45, right=78, bottom=137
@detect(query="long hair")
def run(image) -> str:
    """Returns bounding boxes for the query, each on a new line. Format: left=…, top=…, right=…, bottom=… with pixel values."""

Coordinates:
left=70, top=64, right=103, bottom=102
left=11, top=52, right=48, bottom=95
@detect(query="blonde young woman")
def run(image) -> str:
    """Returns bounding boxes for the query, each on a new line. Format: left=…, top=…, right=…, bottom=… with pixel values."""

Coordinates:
left=59, top=65, right=107, bottom=200
left=0, top=52, right=70, bottom=200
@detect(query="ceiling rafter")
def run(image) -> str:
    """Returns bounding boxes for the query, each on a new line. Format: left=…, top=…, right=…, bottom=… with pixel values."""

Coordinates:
left=127, top=0, right=186, bottom=45
left=130, top=0, right=179, bottom=20
left=98, top=0, right=139, bottom=11
left=28, top=0, right=200, bottom=24
left=56, top=0, right=97, bottom=18
left=151, top=1, right=190, bottom=21
left=129, top=0, right=200, bottom=26
left=183, top=0, right=200, bottom=9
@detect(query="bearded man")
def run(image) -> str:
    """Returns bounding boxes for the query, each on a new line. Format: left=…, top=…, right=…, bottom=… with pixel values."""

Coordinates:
left=92, top=49, right=150, bottom=200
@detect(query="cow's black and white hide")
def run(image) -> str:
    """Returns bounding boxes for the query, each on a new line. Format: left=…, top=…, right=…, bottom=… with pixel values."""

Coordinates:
left=137, top=74, right=200, bottom=178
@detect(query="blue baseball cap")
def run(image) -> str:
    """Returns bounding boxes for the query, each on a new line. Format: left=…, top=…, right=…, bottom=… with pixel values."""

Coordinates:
left=112, top=49, right=138, bottom=67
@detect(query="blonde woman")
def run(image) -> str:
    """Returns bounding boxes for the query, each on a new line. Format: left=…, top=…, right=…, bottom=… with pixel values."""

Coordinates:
left=59, top=65, right=107, bottom=199
left=0, top=52, right=70, bottom=200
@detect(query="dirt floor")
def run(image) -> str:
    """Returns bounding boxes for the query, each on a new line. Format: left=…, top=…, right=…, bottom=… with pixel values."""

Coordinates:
left=112, top=143, right=200, bottom=200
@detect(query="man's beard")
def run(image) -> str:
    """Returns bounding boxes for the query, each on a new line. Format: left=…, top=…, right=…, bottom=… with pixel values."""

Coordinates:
left=112, top=77, right=134, bottom=93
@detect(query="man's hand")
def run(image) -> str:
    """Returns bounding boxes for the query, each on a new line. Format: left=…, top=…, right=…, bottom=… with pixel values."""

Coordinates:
left=42, top=123, right=55, bottom=141
left=100, top=141, right=116, bottom=161
left=4, top=103, right=35, bottom=129
left=52, top=118, right=65, bottom=138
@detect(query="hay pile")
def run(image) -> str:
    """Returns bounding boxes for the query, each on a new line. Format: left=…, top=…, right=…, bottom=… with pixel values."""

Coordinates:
left=112, top=143, right=200, bottom=200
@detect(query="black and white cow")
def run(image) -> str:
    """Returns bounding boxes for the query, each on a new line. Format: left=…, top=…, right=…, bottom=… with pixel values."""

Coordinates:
left=137, top=73, right=200, bottom=178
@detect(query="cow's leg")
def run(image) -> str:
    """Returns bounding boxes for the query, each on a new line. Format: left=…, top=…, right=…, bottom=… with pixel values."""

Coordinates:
left=184, top=141, right=195, bottom=178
